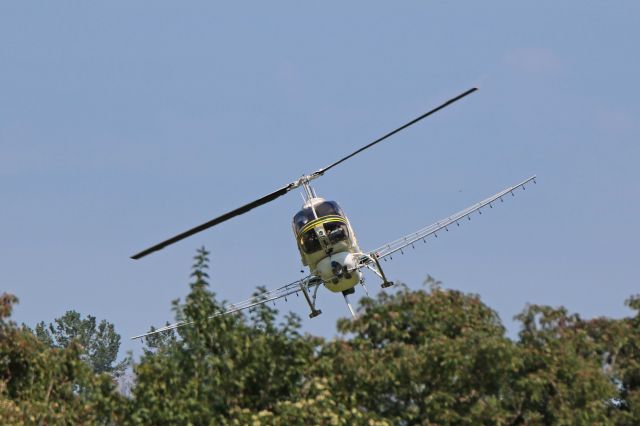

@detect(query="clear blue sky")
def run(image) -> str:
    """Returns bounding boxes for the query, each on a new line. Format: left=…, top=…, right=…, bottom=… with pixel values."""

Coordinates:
left=2, top=2, right=638, bottom=359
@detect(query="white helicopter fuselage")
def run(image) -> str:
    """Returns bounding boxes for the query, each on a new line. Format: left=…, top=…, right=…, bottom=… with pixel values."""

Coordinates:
left=292, top=197, right=363, bottom=292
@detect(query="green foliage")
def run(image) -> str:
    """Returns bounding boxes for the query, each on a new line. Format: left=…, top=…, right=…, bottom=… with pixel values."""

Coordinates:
left=129, top=247, right=322, bottom=425
left=512, top=304, right=617, bottom=424
left=1, top=250, right=639, bottom=424
left=319, top=277, right=517, bottom=425
left=578, top=295, right=640, bottom=426
left=0, top=294, right=125, bottom=424
left=35, top=310, right=128, bottom=377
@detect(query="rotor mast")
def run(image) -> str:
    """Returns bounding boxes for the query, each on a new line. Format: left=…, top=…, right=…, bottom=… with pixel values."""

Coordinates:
left=297, top=174, right=320, bottom=203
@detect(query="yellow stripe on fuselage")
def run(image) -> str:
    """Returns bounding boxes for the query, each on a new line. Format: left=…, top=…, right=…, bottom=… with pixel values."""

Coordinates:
left=298, top=215, right=346, bottom=236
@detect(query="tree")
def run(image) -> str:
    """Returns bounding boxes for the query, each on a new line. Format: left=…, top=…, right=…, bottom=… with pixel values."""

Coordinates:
left=511, top=304, right=617, bottom=424
left=130, top=247, right=325, bottom=424
left=312, top=277, right=625, bottom=425
left=0, top=293, right=125, bottom=424
left=577, top=295, right=640, bottom=425
left=317, top=277, right=517, bottom=425
left=127, top=253, right=640, bottom=425
left=4, top=246, right=638, bottom=424
left=35, top=310, right=128, bottom=378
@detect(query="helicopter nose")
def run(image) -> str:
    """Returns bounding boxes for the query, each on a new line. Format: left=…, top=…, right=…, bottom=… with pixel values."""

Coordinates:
left=317, top=251, right=361, bottom=289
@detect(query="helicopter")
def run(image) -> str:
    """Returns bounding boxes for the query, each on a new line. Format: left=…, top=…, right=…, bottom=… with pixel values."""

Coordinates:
left=131, top=87, right=536, bottom=339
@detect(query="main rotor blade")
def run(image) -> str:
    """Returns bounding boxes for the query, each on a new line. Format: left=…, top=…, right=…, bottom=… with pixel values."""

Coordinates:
left=132, top=88, right=476, bottom=260
left=314, top=87, right=477, bottom=176
left=131, top=183, right=295, bottom=259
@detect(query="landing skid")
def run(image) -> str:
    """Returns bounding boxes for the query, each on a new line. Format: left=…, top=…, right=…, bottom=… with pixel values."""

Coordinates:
left=366, top=253, right=394, bottom=288
left=299, top=277, right=322, bottom=318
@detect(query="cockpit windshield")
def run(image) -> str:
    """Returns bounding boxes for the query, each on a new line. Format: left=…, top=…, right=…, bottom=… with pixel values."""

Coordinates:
left=294, top=201, right=349, bottom=254
left=300, top=229, right=322, bottom=253
left=299, top=220, right=349, bottom=254
left=314, top=201, right=344, bottom=218
left=292, top=201, right=345, bottom=234
left=325, top=221, right=349, bottom=244
left=293, top=207, right=315, bottom=233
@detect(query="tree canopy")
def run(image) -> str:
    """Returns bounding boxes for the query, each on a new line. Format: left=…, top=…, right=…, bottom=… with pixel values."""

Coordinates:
left=0, top=294, right=125, bottom=424
left=35, top=310, right=128, bottom=377
left=1, top=247, right=639, bottom=424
